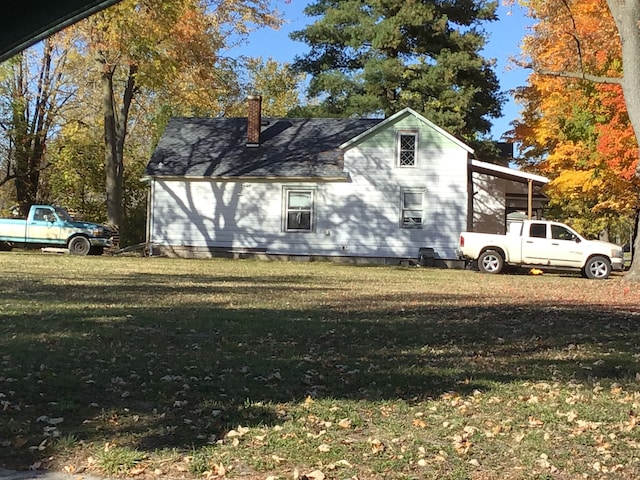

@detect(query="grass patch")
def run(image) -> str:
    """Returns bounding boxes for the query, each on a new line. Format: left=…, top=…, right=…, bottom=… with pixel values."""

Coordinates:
left=0, top=252, right=639, bottom=479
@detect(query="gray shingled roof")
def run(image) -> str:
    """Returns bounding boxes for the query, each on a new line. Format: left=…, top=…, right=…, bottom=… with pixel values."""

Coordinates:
left=145, top=117, right=383, bottom=178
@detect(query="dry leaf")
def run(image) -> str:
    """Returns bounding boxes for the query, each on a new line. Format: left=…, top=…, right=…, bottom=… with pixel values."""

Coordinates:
left=301, top=470, right=324, bottom=480
left=453, top=434, right=471, bottom=454
left=528, top=416, right=544, bottom=428
left=13, top=436, right=28, bottom=448
left=214, top=463, right=226, bottom=476
left=129, top=466, right=147, bottom=476
left=369, top=438, right=385, bottom=454
left=412, top=418, right=427, bottom=428
left=338, top=418, right=351, bottom=429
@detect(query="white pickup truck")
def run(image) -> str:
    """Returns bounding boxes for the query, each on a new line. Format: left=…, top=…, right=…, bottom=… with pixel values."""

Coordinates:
left=457, top=220, right=625, bottom=279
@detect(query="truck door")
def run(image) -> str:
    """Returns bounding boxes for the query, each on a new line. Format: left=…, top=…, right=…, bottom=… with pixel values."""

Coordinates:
left=521, top=222, right=550, bottom=264
left=547, top=224, right=584, bottom=267
left=26, top=207, right=62, bottom=243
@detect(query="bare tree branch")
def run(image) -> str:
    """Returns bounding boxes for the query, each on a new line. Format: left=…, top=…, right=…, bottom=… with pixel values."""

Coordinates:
left=535, top=68, right=623, bottom=84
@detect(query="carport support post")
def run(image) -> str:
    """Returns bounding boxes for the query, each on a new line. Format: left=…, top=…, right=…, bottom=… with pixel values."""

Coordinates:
left=527, top=179, right=533, bottom=220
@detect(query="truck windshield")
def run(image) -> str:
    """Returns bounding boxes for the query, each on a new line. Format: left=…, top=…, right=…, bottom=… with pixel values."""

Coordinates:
left=54, top=207, right=73, bottom=222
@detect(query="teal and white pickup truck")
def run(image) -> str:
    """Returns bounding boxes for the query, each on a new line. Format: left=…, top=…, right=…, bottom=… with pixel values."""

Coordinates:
left=457, top=220, right=625, bottom=279
left=0, top=205, right=112, bottom=255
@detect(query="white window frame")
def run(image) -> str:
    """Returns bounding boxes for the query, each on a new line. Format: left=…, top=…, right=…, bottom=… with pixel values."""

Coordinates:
left=396, top=130, right=418, bottom=167
left=401, top=188, right=424, bottom=229
left=283, top=187, right=316, bottom=232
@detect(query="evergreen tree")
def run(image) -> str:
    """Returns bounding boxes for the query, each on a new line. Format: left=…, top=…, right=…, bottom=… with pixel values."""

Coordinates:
left=290, top=0, right=504, bottom=142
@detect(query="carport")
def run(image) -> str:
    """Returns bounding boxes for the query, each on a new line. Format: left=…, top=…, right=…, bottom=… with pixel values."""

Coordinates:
left=469, top=158, right=549, bottom=221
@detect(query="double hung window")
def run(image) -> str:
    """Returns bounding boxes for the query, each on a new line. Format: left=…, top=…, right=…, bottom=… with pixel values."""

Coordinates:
left=401, top=189, right=424, bottom=228
left=284, top=188, right=314, bottom=232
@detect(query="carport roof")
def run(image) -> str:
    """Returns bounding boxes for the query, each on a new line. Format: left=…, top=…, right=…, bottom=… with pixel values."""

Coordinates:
left=0, top=1, right=121, bottom=63
left=469, top=159, right=549, bottom=185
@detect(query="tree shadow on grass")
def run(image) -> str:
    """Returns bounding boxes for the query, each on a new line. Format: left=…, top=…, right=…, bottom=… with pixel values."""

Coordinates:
left=0, top=270, right=638, bottom=467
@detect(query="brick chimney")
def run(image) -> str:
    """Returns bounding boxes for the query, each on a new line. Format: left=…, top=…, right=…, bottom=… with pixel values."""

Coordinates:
left=246, top=95, right=262, bottom=147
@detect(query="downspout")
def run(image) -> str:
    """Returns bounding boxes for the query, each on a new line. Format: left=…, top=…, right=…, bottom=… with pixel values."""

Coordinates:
left=144, top=177, right=153, bottom=256
left=467, top=157, right=474, bottom=231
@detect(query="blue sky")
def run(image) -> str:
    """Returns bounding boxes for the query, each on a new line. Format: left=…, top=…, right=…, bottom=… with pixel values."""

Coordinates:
left=230, top=1, right=533, bottom=141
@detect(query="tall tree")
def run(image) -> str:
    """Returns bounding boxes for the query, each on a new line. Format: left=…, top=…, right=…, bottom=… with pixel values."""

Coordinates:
left=290, top=0, right=504, bottom=142
left=69, top=0, right=280, bottom=230
left=0, top=38, right=73, bottom=215
left=514, top=0, right=640, bottom=279
left=222, top=57, right=304, bottom=117
left=606, top=0, right=640, bottom=280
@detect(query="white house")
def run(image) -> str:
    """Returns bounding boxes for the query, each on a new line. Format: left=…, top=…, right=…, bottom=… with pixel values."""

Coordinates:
left=143, top=96, right=548, bottom=265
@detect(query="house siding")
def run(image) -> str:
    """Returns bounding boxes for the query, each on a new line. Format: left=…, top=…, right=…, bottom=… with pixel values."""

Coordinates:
left=149, top=114, right=469, bottom=261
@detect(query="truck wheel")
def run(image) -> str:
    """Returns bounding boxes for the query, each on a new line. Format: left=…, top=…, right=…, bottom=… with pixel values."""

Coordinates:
left=68, top=236, right=90, bottom=256
left=0, top=242, right=12, bottom=251
left=583, top=255, right=611, bottom=280
left=478, top=250, right=504, bottom=274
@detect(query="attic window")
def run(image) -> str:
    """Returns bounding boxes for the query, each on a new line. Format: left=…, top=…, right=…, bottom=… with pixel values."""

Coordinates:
left=397, top=131, right=418, bottom=167
left=284, top=188, right=315, bottom=232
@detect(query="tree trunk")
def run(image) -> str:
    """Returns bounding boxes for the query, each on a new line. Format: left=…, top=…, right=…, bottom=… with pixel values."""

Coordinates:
left=101, top=63, right=137, bottom=232
left=102, top=69, right=123, bottom=229
left=606, top=0, right=640, bottom=281
left=11, top=43, right=53, bottom=216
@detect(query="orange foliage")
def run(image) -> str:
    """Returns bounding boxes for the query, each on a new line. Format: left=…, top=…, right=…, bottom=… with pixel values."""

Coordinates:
left=513, top=0, right=639, bottom=234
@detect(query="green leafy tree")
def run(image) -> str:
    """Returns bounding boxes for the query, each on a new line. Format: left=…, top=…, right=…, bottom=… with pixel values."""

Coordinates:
left=290, top=0, right=504, bottom=143
left=0, top=38, right=74, bottom=215
left=221, top=57, right=304, bottom=117
left=67, top=0, right=280, bottom=231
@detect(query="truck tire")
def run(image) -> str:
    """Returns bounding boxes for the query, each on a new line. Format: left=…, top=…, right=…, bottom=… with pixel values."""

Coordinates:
left=68, top=236, right=91, bottom=256
left=583, top=255, right=611, bottom=280
left=478, top=250, right=504, bottom=274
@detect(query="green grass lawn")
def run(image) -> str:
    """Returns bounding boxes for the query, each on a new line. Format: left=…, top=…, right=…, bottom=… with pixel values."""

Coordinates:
left=1, top=252, right=639, bottom=479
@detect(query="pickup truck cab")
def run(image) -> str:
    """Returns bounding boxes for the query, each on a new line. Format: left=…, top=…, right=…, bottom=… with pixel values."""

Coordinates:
left=0, top=205, right=112, bottom=255
left=457, top=220, right=624, bottom=279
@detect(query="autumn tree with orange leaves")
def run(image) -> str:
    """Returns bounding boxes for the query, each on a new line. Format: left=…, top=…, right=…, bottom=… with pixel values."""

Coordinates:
left=510, top=0, right=640, bottom=282
left=513, top=0, right=640, bottom=270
